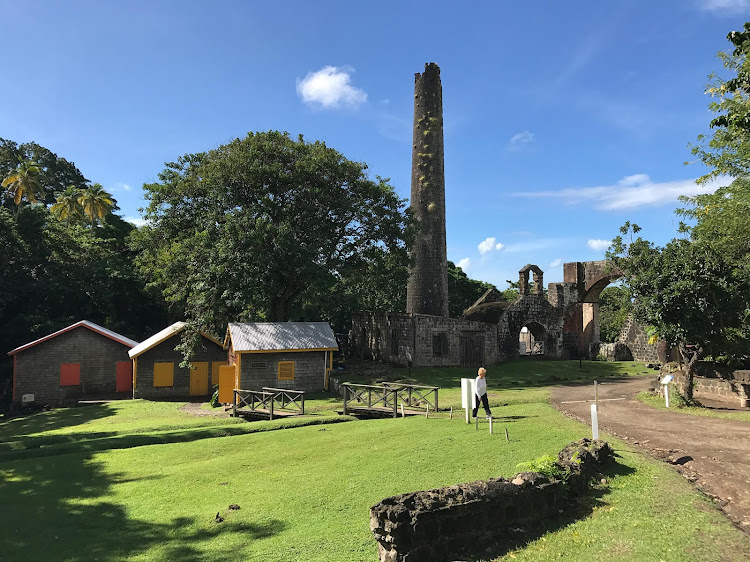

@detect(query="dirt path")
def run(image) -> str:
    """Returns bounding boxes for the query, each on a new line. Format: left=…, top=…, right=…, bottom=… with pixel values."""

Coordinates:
left=551, top=376, right=750, bottom=532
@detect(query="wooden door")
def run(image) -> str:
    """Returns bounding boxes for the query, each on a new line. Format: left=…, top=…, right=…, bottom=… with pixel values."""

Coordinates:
left=459, top=333, right=484, bottom=367
left=190, top=362, right=209, bottom=396
left=218, top=365, right=236, bottom=404
left=116, top=361, right=133, bottom=392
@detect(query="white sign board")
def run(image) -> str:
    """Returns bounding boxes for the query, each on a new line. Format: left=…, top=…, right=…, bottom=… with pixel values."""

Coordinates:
left=21, top=394, right=34, bottom=403
left=461, top=378, right=476, bottom=409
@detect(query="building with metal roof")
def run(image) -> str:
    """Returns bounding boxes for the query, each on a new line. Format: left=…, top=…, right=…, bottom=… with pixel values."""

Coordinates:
left=223, top=322, right=338, bottom=394
left=7, top=320, right=138, bottom=406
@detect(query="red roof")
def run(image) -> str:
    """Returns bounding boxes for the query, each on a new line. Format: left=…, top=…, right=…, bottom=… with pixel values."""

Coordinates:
left=7, top=320, right=139, bottom=356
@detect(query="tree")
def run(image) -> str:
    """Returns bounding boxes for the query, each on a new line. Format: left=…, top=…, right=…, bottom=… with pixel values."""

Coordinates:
left=2, top=160, right=43, bottom=213
left=598, top=285, right=632, bottom=343
left=0, top=138, right=88, bottom=207
left=51, top=186, right=84, bottom=223
left=134, top=131, right=411, bottom=339
left=78, top=183, right=114, bottom=227
left=609, top=225, right=749, bottom=401
left=447, top=261, right=496, bottom=317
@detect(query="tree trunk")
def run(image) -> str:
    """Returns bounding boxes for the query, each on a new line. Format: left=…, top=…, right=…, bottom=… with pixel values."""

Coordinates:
left=678, top=343, right=702, bottom=402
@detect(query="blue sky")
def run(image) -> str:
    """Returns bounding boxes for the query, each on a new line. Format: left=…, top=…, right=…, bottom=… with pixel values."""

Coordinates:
left=2, top=0, right=748, bottom=288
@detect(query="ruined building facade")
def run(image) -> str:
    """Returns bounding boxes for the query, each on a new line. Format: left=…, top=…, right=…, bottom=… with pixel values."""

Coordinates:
left=351, top=63, right=657, bottom=367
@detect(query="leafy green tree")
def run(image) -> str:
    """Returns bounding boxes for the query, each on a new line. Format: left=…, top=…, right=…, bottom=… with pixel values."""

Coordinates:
left=0, top=139, right=88, bottom=206
left=448, top=261, right=496, bottom=317
left=598, top=285, right=632, bottom=343
left=51, top=186, right=84, bottom=223
left=78, top=183, right=114, bottom=228
left=134, top=131, right=411, bottom=339
left=2, top=160, right=43, bottom=212
left=609, top=225, right=749, bottom=400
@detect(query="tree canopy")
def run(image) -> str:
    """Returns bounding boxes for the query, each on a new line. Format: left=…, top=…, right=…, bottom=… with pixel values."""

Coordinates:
left=609, top=24, right=750, bottom=399
left=0, top=139, right=89, bottom=207
left=134, top=131, right=412, bottom=336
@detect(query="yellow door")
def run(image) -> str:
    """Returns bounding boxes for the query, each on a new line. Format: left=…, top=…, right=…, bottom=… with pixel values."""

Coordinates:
left=219, top=365, right=236, bottom=404
left=190, top=362, right=209, bottom=396
left=211, top=361, right=228, bottom=385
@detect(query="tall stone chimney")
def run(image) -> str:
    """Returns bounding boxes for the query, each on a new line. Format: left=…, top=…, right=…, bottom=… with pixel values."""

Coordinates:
left=406, top=62, right=449, bottom=317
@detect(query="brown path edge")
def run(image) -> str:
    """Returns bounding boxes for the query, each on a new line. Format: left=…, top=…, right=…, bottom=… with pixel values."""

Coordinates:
left=550, top=375, right=750, bottom=533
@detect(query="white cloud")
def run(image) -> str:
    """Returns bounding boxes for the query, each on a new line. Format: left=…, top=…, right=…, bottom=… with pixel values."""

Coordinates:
left=549, top=258, right=562, bottom=268
left=296, top=66, right=367, bottom=109
left=697, top=0, right=750, bottom=13
left=512, top=174, right=729, bottom=211
left=110, top=182, right=131, bottom=192
left=125, top=217, right=148, bottom=227
left=587, top=239, right=611, bottom=252
left=478, top=237, right=505, bottom=255
left=508, top=130, right=534, bottom=146
left=457, top=258, right=471, bottom=271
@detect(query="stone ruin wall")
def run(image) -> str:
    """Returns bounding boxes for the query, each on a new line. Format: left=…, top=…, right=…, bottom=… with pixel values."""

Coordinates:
left=370, top=439, right=614, bottom=562
left=616, top=314, right=659, bottom=363
left=351, top=312, right=497, bottom=367
left=662, top=361, right=750, bottom=406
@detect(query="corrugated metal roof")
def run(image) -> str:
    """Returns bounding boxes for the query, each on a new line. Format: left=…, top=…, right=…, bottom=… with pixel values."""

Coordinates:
left=227, top=322, right=338, bottom=352
left=8, top=320, right=139, bottom=356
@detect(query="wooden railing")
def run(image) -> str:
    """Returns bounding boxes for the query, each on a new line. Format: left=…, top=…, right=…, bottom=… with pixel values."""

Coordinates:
left=382, top=382, right=439, bottom=412
left=233, top=388, right=305, bottom=420
left=342, top=383, right=439, bottom=418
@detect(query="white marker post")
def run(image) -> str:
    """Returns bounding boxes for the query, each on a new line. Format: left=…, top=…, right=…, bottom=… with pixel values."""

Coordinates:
left=461, top=378, right=475, bottom=424
left=661, top=375, right=674, bottom=408
left=400, top=403, right=405, bottom=418
left=591, top=403, right=599, bottom=440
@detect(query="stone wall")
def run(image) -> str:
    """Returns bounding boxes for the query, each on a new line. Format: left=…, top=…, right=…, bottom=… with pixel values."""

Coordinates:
left=14, top=326, right=133, bottom=405
left=238, top=351, right=328, bottom=392
left=589, top=342, right=633, bottom=361
left=665, top=361, right=750, bottom=406
left=616, top=314, right=659, bottom=362
left=370, top=439, right=614, bottom=562
left=134, top=333, right=227, bottom=399
left=351, top=311, right=496, bottom=367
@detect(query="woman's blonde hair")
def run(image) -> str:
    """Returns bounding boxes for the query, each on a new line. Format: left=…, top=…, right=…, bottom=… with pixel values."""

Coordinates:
left=478, top=367, right=487, bottom=375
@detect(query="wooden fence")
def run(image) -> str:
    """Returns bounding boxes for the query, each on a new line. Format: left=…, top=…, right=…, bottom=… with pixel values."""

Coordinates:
left=342, top=382, right=439, bottom=418
left=233, top=388, right=305, bottom=420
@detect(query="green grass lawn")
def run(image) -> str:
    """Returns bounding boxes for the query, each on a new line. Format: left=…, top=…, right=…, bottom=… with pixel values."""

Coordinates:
left=1, top=360, right=748, bottom=561
left=637, top=391, right=750, bottom=422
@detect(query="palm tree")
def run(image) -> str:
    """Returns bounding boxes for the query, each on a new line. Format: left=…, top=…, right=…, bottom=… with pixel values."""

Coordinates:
left=78, top=183, right=114, bottom=228
left=2, top=160, right=43, bottom=216
left=51, top=185, right=84, bottom=223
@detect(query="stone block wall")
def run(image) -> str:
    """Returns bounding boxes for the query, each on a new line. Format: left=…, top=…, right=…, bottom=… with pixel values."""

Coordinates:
left=617, top=314, right=659, bottom=362
left=351, top=312, right=497, bottom=367
left=666, top=362, right=750, bottom=405
left=238, top=351, right=328, bottom=392
left=14, top=327, right=133, bottom=405
left=370, top=439, right=614, bottom=562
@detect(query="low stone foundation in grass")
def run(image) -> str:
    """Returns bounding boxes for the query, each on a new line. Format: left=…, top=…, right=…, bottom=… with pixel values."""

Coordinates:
left=369, top=438, right=614, bottom=562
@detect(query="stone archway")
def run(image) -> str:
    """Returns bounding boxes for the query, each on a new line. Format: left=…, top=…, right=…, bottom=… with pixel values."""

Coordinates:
left=563, top=261, right=623, bottom=358
left=519, top=321, right=547, bottom=356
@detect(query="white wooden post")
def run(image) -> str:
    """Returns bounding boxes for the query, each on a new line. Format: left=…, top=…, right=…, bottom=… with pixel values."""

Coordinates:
left=591, top=403, right=599, bottom=440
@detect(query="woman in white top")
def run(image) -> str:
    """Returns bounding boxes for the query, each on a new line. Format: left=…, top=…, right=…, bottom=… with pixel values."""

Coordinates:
left=472, top=367, right=492, bottom=419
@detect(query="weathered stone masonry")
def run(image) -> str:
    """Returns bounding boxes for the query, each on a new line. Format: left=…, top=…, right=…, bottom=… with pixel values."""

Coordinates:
left=406, top=62, right=449, bottom=318
left=370, top=439, right=614, bottom=562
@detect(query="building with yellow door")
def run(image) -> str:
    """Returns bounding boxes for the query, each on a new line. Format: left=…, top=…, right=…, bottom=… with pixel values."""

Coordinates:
left=224, top=322, right=338, bottom=394
left=128, top=322, right=227, bottom=400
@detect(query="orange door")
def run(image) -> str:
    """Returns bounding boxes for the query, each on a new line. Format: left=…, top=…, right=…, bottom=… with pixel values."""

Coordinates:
left=116, top=362, right=133, bottom=392
left=190, top=362, right=209, bottom=396
left=219, top=365, right=236, bottom=404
